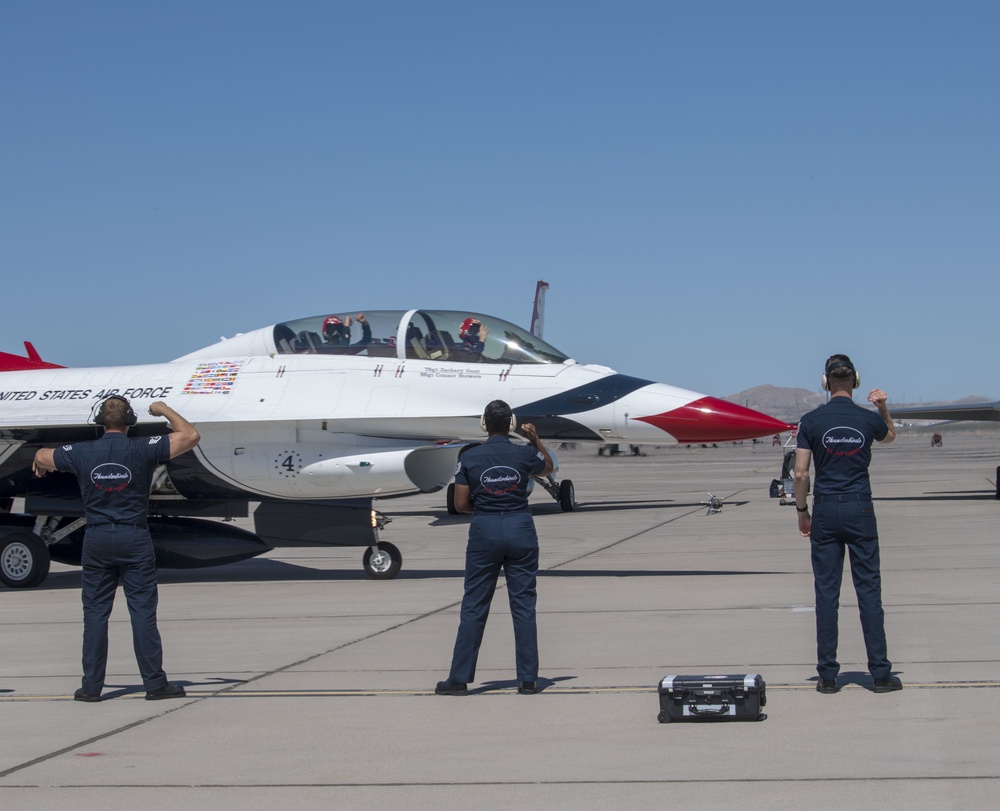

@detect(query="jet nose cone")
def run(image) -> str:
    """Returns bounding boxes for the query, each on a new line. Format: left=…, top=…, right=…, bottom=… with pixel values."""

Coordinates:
left=635, top=396, right=792, bottom=443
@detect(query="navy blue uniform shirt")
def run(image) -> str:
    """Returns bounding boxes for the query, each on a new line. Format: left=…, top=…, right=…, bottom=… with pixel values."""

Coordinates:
left=797, top=397, right=889, bottom=496
left=53, top=432, right=171, bottom=525
left=454, top=435, right=547, bottom=513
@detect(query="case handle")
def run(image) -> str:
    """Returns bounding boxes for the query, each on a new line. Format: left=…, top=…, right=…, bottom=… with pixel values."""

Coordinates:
left=688, top=701, right=731, bottom=716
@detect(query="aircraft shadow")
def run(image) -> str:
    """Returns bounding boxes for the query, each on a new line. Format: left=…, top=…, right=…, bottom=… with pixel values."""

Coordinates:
left=22, top=560, right=788, bottom=589
left=878, top=490, right=996, bottom=502
left=419, top=501, right=749, bottom=526
left=165, top=563, right=785, bottom=582
left=540, top=569, right=787, bottom=577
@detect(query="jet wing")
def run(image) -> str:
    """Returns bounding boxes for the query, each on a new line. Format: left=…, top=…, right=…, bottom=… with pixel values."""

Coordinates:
left=891, top=401, right=1000, bottom=422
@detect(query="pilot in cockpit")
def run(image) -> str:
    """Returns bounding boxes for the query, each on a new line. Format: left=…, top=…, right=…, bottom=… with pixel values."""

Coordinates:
left=323, top=313, right=372, bottom=350
left=458, top=317, right=488, bottom=357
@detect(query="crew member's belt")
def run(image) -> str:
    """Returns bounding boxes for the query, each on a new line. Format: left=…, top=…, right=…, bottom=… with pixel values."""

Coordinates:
left=813, top=493, right=872, bottom=503
left=86, top=522, right=149, bottom=530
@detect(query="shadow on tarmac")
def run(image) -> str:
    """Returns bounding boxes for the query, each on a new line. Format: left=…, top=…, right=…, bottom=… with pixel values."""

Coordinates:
left=91, top=676, right=247, bottom=701
left=878, top=490, right=996, bottom=502
left=419, top=500, right=749, bottom=525
left=812, top=670, right=906, bottom=692
left=469, top=675, right=578, bottom=694
left=15, top=559, right=790, bottom=591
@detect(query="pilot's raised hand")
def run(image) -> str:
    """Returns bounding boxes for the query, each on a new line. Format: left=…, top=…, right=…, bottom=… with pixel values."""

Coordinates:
left=356, top=313, right=367, bottom=324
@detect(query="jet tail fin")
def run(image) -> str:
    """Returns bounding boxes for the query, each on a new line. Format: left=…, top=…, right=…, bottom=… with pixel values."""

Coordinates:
left=530, top=280, right=549, bottom=338
left=0, top=341, right=64, bottom=371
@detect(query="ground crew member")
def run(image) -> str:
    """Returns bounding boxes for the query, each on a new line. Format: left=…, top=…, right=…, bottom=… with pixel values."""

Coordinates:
left=436, top=399, right=553, bottom=696
left=794, top=354, right=901, bottom=694
left=32, top=396, right=200, bottom=702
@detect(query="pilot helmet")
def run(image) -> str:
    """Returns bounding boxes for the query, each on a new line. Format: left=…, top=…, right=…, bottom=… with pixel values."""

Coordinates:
left=323, top=316, right=349, bottom=345
left=459, top=318, right=482, bottom=342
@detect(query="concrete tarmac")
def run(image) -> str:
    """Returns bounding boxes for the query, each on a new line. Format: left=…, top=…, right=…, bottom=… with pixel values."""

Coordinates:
left=2, top=430, right=999, bottom=810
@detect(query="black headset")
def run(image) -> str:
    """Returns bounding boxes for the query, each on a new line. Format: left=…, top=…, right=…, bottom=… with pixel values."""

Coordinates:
left=481, top=410, right=517, bottom=434
left=94, top=394, right=138, bottom=426
left=821, top=356, right=861, bottom=391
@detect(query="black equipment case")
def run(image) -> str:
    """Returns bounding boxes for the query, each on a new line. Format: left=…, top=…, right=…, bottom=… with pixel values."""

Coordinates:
left=657, top=673, right=766, bottom=723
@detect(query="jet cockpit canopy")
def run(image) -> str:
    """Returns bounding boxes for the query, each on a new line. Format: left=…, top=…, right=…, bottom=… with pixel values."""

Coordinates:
left=273, top=310, right=570, bottom=365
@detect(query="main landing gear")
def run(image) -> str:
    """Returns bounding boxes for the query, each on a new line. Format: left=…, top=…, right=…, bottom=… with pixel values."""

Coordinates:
left=0, top=531, right=50, bottom=589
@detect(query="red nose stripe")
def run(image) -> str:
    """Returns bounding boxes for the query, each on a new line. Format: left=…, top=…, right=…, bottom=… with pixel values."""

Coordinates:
left=634, top=396, right=792, bottom=443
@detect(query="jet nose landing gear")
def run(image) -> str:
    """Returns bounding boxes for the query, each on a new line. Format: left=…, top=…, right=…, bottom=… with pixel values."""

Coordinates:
left=363, top=540, right=402, bottom=579
left=363, top=511, right=401, bottom=579
left=535, top=474, right=576, bottom=512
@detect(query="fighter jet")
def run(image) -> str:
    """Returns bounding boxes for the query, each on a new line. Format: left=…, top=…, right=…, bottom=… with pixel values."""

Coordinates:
left=890, top=400, right=1000, bottom=423
left=890, top=398, right=1000, bottom=497
left=0, top=308, right=789, bottom=588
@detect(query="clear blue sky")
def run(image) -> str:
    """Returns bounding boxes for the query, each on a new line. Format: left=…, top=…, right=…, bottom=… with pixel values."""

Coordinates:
left=2, top=1, right=997, bottom=404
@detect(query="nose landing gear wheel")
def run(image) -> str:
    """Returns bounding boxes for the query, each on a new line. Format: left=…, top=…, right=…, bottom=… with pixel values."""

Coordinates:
left=363, top=541, right=402, bottom=580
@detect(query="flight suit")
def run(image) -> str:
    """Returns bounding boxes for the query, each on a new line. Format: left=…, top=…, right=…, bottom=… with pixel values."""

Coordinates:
left=54, top=432, right=171, bottom=694
left=448, top=435, right=547, bottom=684
left=797, top=397, right=891, bottom=682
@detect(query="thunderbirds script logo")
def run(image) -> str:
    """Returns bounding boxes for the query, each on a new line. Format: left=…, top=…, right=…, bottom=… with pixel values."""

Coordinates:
left=481, top=466, right=521, bottom=495
left=90, top=463, right=132, bottom=492
left=821, top=427, right=866, bottom=457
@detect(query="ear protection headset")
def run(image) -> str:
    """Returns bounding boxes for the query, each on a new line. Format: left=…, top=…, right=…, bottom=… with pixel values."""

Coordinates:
left=480, top=410, right=517, bottom=434
left=821, top=356, right=861, bottom=391
left=95, top=395, right=138, bottom=426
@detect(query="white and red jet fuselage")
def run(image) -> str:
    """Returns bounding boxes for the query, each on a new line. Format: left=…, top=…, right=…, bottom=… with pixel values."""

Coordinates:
left=3, top=309, right=787, bottom=499
left=0, top=309, right=789, bottom=585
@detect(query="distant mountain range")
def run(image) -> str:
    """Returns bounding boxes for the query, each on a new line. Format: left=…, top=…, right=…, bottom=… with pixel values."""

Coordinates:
left=724, top=385, right=994, bottom=424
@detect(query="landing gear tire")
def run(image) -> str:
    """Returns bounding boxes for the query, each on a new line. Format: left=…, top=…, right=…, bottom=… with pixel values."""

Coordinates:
left=0, top=532, right=50, bottom=589
left=446, top=483, right=459, bottom=515
left=559, top=479, right=576, bottom=512
left=363, top=541, right=402, bottom=580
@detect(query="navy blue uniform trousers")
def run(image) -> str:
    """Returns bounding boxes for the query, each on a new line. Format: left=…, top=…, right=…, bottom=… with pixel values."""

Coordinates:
left=449, top=511, right=539, bottom=684
left=80, top=525, right=167, bottom=694
left=810, top=496, right=891, bottom=681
